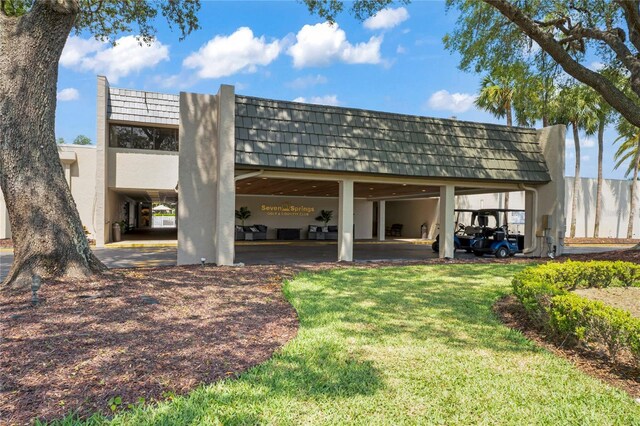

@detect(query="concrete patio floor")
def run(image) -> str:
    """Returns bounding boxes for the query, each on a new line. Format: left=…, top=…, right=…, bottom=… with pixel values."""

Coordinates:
left=0, top=241, right=634, bottom=281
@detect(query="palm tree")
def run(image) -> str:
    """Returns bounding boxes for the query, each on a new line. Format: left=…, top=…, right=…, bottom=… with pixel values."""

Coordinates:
left=589, top=96, right=613, bottom=238
left=556, top=83, right=597, bottom=238
left=614, top=119, right=640, bottom=239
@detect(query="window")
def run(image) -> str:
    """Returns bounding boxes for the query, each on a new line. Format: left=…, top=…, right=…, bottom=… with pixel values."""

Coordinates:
left=109, top=124, right=178, bottom=151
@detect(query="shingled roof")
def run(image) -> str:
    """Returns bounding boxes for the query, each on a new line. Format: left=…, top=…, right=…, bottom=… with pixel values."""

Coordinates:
left=107, top=87, right=179, bottom=126
left=235, top=95, right=551, bottom=183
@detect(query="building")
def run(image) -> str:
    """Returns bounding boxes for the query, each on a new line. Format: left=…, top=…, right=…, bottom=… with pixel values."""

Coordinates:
left=1, top=76, right=570, bottom=263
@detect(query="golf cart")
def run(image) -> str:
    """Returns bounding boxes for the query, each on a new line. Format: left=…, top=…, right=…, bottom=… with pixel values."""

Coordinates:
left=432, top=208, right=525, bottom=258
left=431, top=209, right=479, bottom=253
left=468, top=209, right=525, bottom=258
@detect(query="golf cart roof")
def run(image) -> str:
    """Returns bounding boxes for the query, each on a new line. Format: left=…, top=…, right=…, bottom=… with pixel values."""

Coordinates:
left=474, top=209, right=525, bottom=214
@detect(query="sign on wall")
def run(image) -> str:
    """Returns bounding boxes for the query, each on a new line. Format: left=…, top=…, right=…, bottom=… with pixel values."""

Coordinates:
left=261, top=202, right=315, bottom=217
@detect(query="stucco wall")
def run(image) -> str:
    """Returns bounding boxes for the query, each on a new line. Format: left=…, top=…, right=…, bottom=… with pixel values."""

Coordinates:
left=59, top=145, right=98, bottom=238
left=235, top=195, right=373, bottom=240
left=108, top=148, right=178, bottom=190
left=385, top=198, right=439, bottom=238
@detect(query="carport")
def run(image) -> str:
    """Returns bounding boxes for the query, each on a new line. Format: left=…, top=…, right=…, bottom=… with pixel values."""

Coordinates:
left=174, top=86, right=566, bottom=265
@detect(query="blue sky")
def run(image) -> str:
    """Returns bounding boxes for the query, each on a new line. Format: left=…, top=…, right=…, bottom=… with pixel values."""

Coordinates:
left=55, top=1, right=628, bottom=180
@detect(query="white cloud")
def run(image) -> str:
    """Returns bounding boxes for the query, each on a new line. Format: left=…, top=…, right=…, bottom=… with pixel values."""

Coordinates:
left=582, top=154, right=591, bottom=161
left=56, top=88, right=79, bottom=101
left=60, top=36, right=103, bottom=67
left=363, top=7, right=410, bottom=30
left=287, top=22, right=382, bottom=68
left=184, top=27, right=280, bottom=79
left=286, top=74, right=328, bottom=89
left=426, top=90, right=477, bottom=113
left=396, top=44, right=407, bottom=54
left=582, top=137, right=595, bottom=148
left=292, top=95, right=340, bottom=106
left=61, top=35, right=169, bottom=83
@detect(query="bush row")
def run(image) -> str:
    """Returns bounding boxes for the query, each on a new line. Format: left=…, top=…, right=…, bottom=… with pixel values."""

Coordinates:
left=512, top=260, right=640, bottom=366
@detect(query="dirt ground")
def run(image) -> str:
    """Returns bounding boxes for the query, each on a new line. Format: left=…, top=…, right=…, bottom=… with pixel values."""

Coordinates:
left=574, top=287, right=640, bottom=318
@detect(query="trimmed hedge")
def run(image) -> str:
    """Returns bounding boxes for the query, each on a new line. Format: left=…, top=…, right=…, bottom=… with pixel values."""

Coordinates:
left=512, top=260, right=640, bottom=366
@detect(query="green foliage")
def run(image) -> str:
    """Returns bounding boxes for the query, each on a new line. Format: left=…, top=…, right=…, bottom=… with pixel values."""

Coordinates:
left=235, top=206, right=251, bottom=226
left=303, top=0, right=408, bottom=22
left=513, top=260, right=640, bottom=364
left=2, top=0, right=200, bottom=43
left=614, top=118, right=640, bottom=178
left=56, top=137, right=65, bottom=145
left=72, top=135, right=91, bottom=145
left=315, top=209, right=333, bottom=224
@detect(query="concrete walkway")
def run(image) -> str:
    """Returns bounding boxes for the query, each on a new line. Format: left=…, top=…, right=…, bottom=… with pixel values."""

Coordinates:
left=0, top=242, right=632, bottom=281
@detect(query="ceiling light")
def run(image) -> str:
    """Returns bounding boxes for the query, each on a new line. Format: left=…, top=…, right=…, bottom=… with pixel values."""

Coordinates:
left=293, top=189, right=298, bottom=192
left=247, top=182, right=252, bottom=185
left=261, top=177, right=268, bottom=180
left=392, top=192, right=396, bottom=195
left=312, top=185, right=317, bottom=188
left=369, top=187, right=374, bottom=190
left=421, top=189, right=426, bottom=192
left=402, top=184, right=407, bottom=186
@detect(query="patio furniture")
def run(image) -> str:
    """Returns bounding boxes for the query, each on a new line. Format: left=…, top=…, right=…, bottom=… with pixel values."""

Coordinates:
left=386, top=223, right=403, bottom=237
left=308, top=225, right=338, bottom=240
left=277, top=228, right=301, bottom=240
left=235, top=224, right=268, bottom=240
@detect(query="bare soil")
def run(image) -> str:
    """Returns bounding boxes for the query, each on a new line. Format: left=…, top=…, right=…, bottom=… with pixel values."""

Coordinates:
left=574, top=287, right=640, bottom=318
left=494, top=295, right=640, bottom=399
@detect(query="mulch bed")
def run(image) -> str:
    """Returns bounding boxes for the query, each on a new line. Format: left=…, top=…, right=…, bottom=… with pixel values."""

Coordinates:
left=564, top=237, right=640, bottom=245
left=494, top=295, right=640, bottom=399
left=0, top=265, right=304, bottom=424
left=1, top=250, right=639, bottom=424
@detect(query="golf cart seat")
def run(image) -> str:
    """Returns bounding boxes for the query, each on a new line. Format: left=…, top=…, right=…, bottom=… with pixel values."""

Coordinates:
left=465, top=226, right=481, bottom=235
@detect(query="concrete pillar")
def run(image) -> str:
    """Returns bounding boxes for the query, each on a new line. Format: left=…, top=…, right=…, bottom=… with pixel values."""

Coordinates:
left=439, top=184, right=455, bottom=259
left=524, top=191, right=534, bottom=251
left=524, top=125, right=566, bottom=257
left=95, top=76, right=110, bottom=247
left=338, top=179, right=354, bottom=261
left=377, top=200, right=386, bottom=241
left=178, top=85, right=236, bottom=266
left=214, top=85, right=236, bottom=266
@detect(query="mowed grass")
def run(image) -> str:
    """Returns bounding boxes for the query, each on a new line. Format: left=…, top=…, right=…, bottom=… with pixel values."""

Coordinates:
left=59, top=265, right=640, bottom=425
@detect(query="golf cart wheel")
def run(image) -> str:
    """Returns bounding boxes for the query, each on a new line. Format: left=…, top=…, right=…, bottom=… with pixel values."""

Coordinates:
left=473, top=251, right=484, bottom=257
left=432, top=242, right=439, bottom=253
left=495, top=247, right=509, bottom=258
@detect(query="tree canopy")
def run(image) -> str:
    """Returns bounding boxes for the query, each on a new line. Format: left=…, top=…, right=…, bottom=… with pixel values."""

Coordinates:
left=445, top=0, right=640, bottom=129
left=1, top=0, right=201, bottom=42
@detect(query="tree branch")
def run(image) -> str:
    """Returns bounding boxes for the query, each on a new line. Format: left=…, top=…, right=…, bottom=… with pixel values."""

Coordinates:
left=483, top=0, right=640, bottom=129
left=617, top=0, right=640, bottom=52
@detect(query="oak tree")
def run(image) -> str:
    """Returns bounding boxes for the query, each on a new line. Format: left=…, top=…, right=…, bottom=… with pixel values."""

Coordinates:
left=0, top=0, right=199, bottom=289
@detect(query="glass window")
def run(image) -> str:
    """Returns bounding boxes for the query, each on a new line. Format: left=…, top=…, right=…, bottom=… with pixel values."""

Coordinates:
left=109, top=124, right=178, bottom=151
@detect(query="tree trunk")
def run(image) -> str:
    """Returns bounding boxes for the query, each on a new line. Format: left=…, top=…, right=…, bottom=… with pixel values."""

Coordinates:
left=627, top=141, right=640, bottom=239
left=570, top=122, right=580, bottom=238
left=593, top=116, right=605, bottom=238
left=0, top=2, right=105, bottom=290
left=506, top=100, right=513, bottom=127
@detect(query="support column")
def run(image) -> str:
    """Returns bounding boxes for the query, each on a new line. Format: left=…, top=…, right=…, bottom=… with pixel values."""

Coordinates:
left=377, top=200, right=386, bottom=241
left=338, top=179, right=354, bottom=261
left=524, top=191, right=535, bottom=253
left=439, top=184, right=455, bottom=259
left=215, top=85, right=236, bottom=266
left=95, top=76, right=110, bottom=247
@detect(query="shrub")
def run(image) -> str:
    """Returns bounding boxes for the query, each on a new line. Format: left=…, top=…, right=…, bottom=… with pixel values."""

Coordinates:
left=512, top=260, right=640, bottom=366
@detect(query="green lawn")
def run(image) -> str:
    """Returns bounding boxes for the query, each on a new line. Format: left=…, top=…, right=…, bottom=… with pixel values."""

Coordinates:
left=60, top=265, right=640, bottom=425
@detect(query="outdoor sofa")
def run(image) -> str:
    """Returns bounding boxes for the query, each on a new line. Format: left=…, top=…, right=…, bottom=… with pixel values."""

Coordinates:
left=308, top=225, right=338, bottom=240
left=235, top=224, right=268, bottom=240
